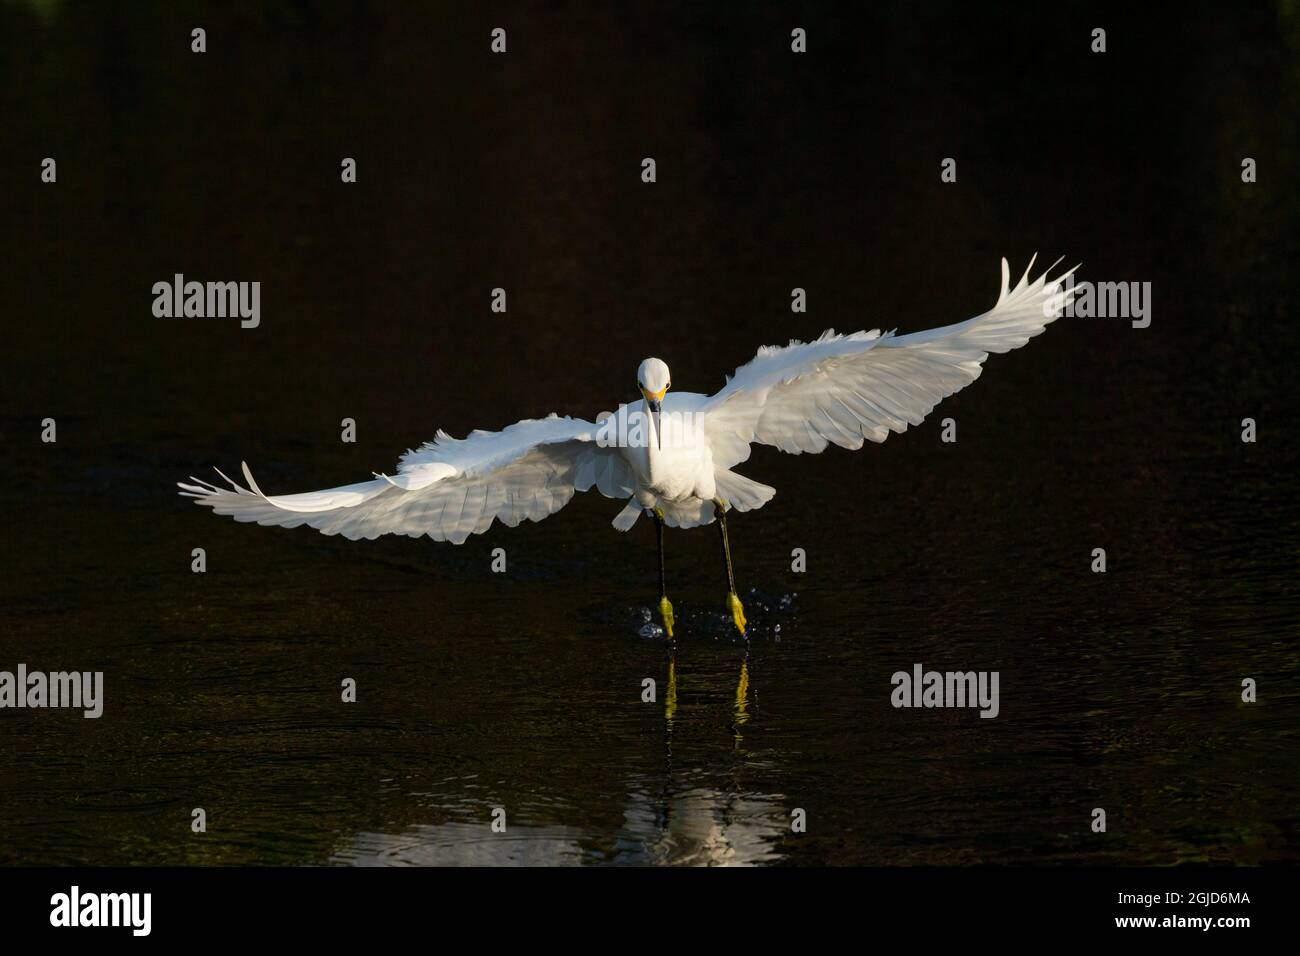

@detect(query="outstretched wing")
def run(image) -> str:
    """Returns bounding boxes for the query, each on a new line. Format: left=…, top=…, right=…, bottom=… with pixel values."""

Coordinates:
left=703, top=257, right=1077, bottom=469
left=178, top=414, right=635, bottom=544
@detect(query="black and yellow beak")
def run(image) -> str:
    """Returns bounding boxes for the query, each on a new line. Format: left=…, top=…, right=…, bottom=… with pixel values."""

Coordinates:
left=641, top=386, right=667, bottom=449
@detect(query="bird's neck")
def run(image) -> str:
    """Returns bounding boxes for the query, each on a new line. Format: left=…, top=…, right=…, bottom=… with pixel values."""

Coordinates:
left=644, top=398, right=661, bottom=479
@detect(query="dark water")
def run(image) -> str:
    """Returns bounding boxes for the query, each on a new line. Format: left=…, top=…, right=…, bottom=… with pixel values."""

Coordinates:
left=2, top=2, right=1297, bottom=865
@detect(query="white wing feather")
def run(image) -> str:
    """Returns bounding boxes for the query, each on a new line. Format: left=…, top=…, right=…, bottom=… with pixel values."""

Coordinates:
left=704, top=256, right=1077, bottom=468
left=178, top=415, right=635, bottom=544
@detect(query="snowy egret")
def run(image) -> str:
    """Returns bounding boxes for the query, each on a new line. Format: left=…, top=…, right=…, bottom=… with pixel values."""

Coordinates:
left=180, top=257, right=1076, bottom=640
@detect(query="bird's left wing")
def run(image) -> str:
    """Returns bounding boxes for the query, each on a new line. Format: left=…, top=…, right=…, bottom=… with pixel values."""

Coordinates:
left=178, top=414, right=635, bottom=544
left=703, top=257, right=1077, bottom=469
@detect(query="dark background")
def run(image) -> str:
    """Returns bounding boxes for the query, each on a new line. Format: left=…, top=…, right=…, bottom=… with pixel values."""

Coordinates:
left=1, top=0, right=1296, bottom=865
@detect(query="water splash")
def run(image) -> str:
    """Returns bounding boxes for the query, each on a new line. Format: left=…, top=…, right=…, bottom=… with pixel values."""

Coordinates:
left=614, top=587, right=798, bottom=642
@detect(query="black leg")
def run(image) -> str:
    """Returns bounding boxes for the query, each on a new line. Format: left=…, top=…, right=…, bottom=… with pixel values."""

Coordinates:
left=651, top=508, right=675, bottom=638
left=714, top=500, right=747, bottom=638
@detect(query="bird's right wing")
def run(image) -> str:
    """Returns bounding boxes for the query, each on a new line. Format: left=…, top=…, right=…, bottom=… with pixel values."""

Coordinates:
left=178, top=414, right=636, bottom=543
left=703, top=257, right=1077, bottom=469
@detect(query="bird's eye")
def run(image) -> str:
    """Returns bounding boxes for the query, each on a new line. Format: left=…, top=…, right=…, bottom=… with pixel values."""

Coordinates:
left=666, top=382, right=671, bottom=389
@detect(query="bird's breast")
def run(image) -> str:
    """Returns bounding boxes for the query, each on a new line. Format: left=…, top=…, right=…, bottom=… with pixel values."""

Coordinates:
left=643, top=443, right=713, bottom=502
left=618, top=394, right=715, bottom=501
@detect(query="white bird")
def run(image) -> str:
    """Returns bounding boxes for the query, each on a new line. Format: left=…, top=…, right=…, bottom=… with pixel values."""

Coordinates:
left=180, top=256, right=1076, bottom=640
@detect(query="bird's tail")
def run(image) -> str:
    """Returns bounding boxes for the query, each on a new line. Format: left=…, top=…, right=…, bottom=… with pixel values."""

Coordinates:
left=612, top=498, right=643, bottom=532
left=714, top=469, right=776, bottom=514
left=610, top=471, right=775, bottom=533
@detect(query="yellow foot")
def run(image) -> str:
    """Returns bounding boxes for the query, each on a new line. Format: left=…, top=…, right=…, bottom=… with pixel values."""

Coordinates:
left=658, top=596, right=676, bottom=639
left=726, top=592, right=747, bottom=637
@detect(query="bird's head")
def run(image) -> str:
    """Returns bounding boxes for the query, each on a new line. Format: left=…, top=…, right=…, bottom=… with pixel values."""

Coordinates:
left=638, top=358, right=671, bottom=449
left=638, top=357, right=671, bottom=405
